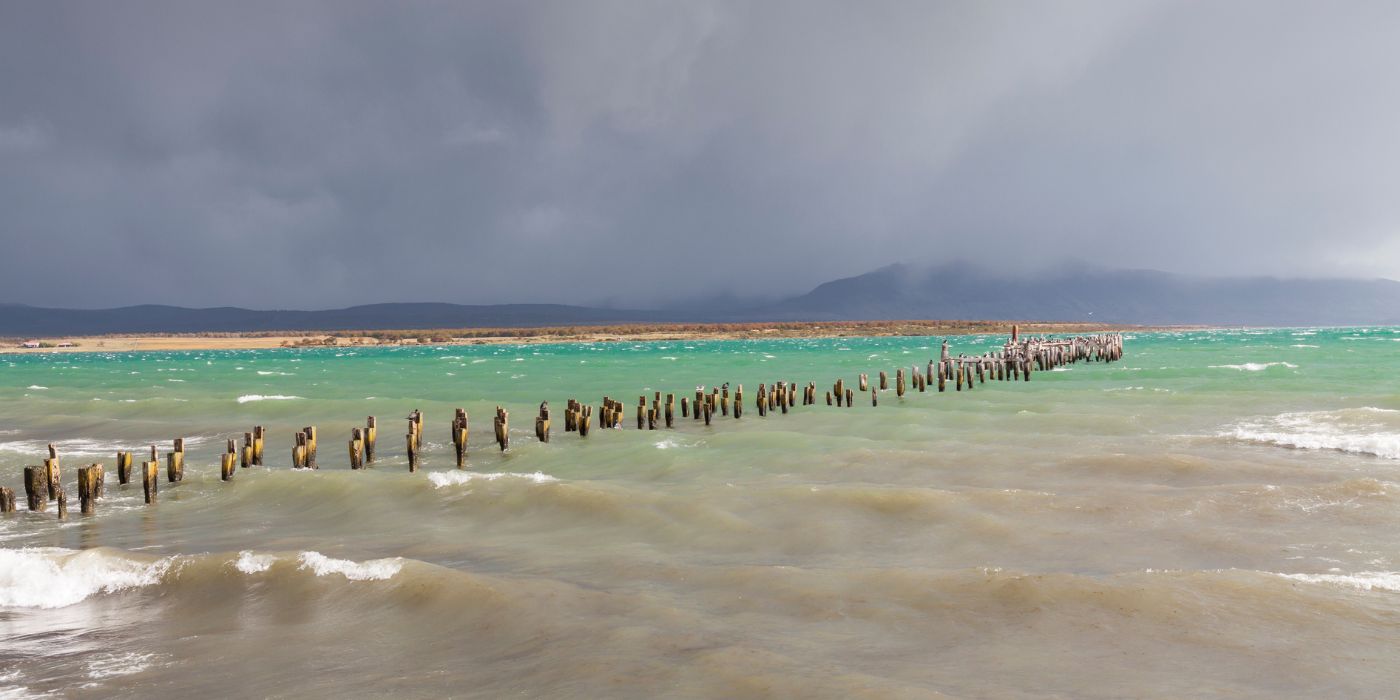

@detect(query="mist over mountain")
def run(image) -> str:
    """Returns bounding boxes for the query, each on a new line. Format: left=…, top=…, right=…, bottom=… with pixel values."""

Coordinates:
left=760, top=263, right=1400, bottom=326
left=2, top=263, right=1398, bottom=336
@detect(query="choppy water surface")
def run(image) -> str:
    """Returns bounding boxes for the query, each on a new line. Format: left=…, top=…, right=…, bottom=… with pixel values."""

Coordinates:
left=2, top=328, right=1399, bottom=698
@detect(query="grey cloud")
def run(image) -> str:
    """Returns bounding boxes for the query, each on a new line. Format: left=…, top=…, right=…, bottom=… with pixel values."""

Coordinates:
left=1, top=0, right=1396, bottom=309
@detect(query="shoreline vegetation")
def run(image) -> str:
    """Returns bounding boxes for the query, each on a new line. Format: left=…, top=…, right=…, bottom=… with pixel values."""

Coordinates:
left=0, top=320, right=1152, bottom=355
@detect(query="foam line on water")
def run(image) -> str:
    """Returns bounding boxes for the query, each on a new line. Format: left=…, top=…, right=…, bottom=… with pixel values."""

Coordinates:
left=427, top=471, right=558, bottom=488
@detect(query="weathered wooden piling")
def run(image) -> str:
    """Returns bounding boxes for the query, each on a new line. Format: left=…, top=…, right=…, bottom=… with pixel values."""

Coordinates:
left=878, top=371, right=887, bottom=391
left=834, top=379, right=844, bottom=407
left=45, top=444, right=60, bottom=501
left=896, top=369, right=906, bottom=398
left=779, top=383, right=789, bottom=414
left=452, top=409, right=469, bottom=466
left=578, top=405, right=592, bottom=437
left=681, top=396, right=689, bottom=418
left=241, top=433, right=253, bottom=468
left=0, top=487, right=14, bottom=514
left=871, top=387, right=878, bottom=406
left=221, top=440, right=236, bottom=481
left=167, top=439, right=185, bottom=482
left=364, top=417, right=377, bottom=462
left=537, top=402, right=552, bottom=442
left=494, top=406, right=510, bottom=450
left=826, top=390, right=833, bottom=405
left=756, top=384, right=767, bottom=417
left=406, top=431, right=419, bottom=472
left=56, top=487, right=67, bottom=520
left=24, top=466, right=46, bottom=511
left=302, top=427, right=318, bottom=469
left=349, top=428, right=365, bottom=469
left=734, top=385, right=744, bottom=419
left=253, top=426, right=266, bottom=465
left=845, top=388, right=854, bottom=406
left=117, top=450, right=133, bottom=484
left=78, top=465, right=101, bottom=514
left=703, top=395, right=712, bottom=425
left=859, top=373, right=869, bottom=392
left=666, top=393, right=675, bottom=428
left=293, top=433, right=308, bottom=469
left=142, top=461, right=158, bottom=504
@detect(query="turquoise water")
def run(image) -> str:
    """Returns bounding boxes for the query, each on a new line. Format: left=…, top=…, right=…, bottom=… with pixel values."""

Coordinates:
left=2, top=328, right=1400, bottom=698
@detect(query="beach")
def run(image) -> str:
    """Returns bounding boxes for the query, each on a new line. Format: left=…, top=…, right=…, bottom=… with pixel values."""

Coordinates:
left=0, top=320, right=1140, bottom=355
left=2, top=327, right=1400, bottom=697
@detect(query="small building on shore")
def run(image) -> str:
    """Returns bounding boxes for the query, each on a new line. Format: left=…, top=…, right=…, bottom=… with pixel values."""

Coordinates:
left=20, top=340, right=40, bottom=349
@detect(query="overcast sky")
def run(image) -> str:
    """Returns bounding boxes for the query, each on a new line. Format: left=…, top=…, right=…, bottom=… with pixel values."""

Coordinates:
left=1, top=1, right=1397, bottom=309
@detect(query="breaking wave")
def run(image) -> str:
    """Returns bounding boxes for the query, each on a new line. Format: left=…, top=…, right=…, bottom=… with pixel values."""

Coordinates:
left=236, top=394, right=304, bottom=404
left=1224, top=407, right=1400, bottom=459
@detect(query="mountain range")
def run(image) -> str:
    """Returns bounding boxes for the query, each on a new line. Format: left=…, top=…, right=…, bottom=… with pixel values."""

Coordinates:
left=3, top=263, right=1398, bottom=336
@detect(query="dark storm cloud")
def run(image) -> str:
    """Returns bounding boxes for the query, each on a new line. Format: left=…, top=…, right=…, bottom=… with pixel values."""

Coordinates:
left=1, top=0, right=1397, bottom=309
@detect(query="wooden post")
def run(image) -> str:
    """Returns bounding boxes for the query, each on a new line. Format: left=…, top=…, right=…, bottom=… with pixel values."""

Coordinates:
left=221, top=450, right=236, bottom=481
left=294, top=432, right=307, bottom=469
left=167, top=441, right=184, bottom=482
left=721, top=384, right=730, bottom=417
left=0, top=487, right=13, bottom=514
left=871, top=387, right=878, bottom=406
left=637, top=396, right=646, bottom=430
left=681, top=396, right=689, bottom=418
left=896, top=369, right=906, bottom=398
left=453, top=409, right=469, bottom=466
left=826, top=390, right=833, bottom=405
left=253, top=426, right=265, bottom=465
left=756, top=384, right=767, bottom=417
left=537, top=402, right=551, bottom=442
left=23, top=466, right=46, bottom=511
left=56, top=487, right=67, bottom=520
left=365, top=417, right=377, bottom=462
left=117, top=451, right=133, bottom=485
left=579, top=405, right=592, bottom=437
left=734, top=385, right=743, bottom=419
left=142, top=460, right=158, bottom=504
left=703, top=396, right=712, bottom=425
left=779, top=383, right=789, bottom=414
left=665, top=394, right=675, bottom=428
left=406, top=432, right=418, bottom=472
left=302, top=427, right=318, bottom=469
left=494, top=406, right=509, bottom=451
left=349, top=428, right=365, bottom=469
left=859, top=373, right=869, bottom=392
left=845, top=388, right=853, bottom=406
left=44, top=444, right=60, bottom=501
left=241, top=433, right=253, bottom=468
left=878, top=372, right=887, bottom=391
left=78, top=465, right=100, bottom=514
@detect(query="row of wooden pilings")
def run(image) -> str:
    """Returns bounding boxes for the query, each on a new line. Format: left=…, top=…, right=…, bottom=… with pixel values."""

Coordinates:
left=0, top=332, right=1123, bottom=519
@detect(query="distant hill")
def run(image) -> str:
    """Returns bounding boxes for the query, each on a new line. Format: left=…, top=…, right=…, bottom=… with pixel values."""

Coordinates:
left=3, top=263, right=1398, bottom=335
left=759, top=263, right=1400, bottom=326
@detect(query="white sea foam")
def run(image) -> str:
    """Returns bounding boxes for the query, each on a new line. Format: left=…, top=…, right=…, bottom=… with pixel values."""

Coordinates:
left=297, top=552, right=402, bottom=581
left=1225, top=407, right=1400, bottom=460
left=26, top=385, right=47, bottom=390
left=0, top=548, right=171, bottom=609
left=1276, top=571, right=1400, bottom=592
left=85, top=651, right=164, bottom=679
left=233, top=550, right=275, bottom=574
left=236, top=394, right=304, bottom=404
left=1290, top=344, right=1319, bottom=348
left=427, top=471, right=558, bottom=488
left=1209, top=362, right=1298, bottom=371
left=255, top=370, right=294, bottom=376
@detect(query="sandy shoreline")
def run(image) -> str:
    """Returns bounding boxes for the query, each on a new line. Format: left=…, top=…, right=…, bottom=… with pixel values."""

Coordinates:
left=0, top=320, right=1150, bottom=355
